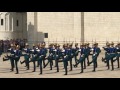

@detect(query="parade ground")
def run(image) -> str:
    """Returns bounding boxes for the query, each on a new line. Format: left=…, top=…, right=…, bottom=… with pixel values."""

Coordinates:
left=0, top=50, right=120, bottom=78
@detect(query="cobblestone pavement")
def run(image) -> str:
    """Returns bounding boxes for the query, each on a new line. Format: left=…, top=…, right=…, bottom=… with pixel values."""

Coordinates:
left=0, top=51, right=120, bottom=78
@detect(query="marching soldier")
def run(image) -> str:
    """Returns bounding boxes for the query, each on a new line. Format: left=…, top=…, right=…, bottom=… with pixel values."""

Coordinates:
left=85, top=43, right=91, bottom=66
left=60, top=44, right=68, bottom=69
left=102, top=42, right=111, bottom=67
left=37, top=44, right=47, bottom=74
left=73, top=43, right=79, bottom=65
left=62, top=44, right=71, bottom=75
left=88, top=42, right=101, bottom=72
left=29, top=44, right=38, bottom=72
left=12, top=45, right=21, bottom=74
left=69, top=44, right=74, bottom=71
left=42, top=42, right=47, bottom=68
left=55, top=44, right=62, bottom=72
left=3, top=44, right=15, bottom=71
left=106, top=42, right=117, bottom=70
left=113, top=42, right=120, bottom=68
left=73, top=43, right=87, bottom=73
left=52, top=44, right=59, bottom=72
left=20, top=43, right=31, bottom=70
left=44, top=44, right=54, bottom=70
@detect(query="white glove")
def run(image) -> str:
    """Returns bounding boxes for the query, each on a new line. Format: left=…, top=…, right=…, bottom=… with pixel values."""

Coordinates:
left=91, top=49, right=94, bottom=51
left=79, top=49, right=81, bottom=52
left=37, top=49, right=40, bottom=52
left=8, top=48, right=11, bottom=51
left=62, top=50, right=65, bottom=52
left=31, top=50, right=34, bottom=52
left=24, top=49, right=27, bottom=51
left=36, top=48, right=38, bottom=50
left=14, top=50, right=16, bottom=52
left=53, top=49, right=57, bottom=52
left=93, top=54, right=96, bottom=56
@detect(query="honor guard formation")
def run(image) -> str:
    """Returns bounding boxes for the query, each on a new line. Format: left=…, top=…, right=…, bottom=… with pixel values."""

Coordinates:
left=1, top=41, right=120, bottom=75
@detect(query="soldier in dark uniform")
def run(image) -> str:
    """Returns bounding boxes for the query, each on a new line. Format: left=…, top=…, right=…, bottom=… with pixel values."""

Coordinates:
left=73, top=43, right=79, bottom=65
left=12, top=45, right=21, bottom=74
left=52, top=44, right=58, bottom=70
left=73, top=43, right=87, bottom=73
left=88, top=42, right=101, bottom=72
left=62, top=44, right=70, bottom=75
left=20, top=43, right=31, bottom=70
left=3, top=44, right=15, bottom=71
left=42, top=43, right=47, bottom=68
left=106, top=42, right=117, bottom=70
left=37, top=44, right=47, bottom=74
left=85, top=43, right=91, bottom=66
left=113, top=42, right=120, bottom=68
left=29, top=44, right=38, bottom=72
left=55, top=44, right=62, bottom=72
left=44, top=44, right=54, bottom=70
left=69, top=44, right=74, bottom=71
left=60, top=44, right=68, bottom=69
left=36, top=43, right=40, bottom=67
left=102, top=42, right=111, bottom=67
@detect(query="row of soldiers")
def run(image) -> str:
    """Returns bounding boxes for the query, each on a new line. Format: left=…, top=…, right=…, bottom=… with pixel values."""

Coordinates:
left=2, top=42, right=103, bottom=75
left=102, top=42, right=120, bottom=71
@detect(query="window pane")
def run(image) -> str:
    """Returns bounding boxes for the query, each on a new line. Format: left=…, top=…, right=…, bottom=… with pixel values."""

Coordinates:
left=44, top=33, right=48, bottom=38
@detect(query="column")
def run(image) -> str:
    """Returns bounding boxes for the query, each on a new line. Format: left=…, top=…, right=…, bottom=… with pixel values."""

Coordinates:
left=12, top=17, right=13, bottom=31
left=7, top=14, right=10, bottom=31
left=34, top=12, right=38, bottom=43
left=81, top=12, right=84, bottom=43
left=74, top=12, right=81, bottom=43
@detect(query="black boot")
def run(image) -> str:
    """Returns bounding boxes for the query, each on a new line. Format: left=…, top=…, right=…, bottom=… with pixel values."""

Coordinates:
left=10, top=69, right=14, bottom=72
left=80, top=71, right=83, bottom=73
left=15, top=72, right=19, bottom=74
left=64, top=73, right=67, bottom=75
left=92, top=70, right=95, bottom=72
left=73, top=64, right=77, bottom=68
left=20, top=61, right=22, bottom=64
left=3, top=58, right=5, bottom=61
left=102, top=57, right=104, bottom=62
left=87, top=62, right=90, bottom=66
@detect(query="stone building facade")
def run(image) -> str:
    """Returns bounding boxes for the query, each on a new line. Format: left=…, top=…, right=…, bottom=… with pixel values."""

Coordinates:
left=1, top=12, right=120, bottom=47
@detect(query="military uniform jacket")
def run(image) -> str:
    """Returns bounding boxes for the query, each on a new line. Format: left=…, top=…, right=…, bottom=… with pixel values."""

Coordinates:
left=14, top=50, right=21, bottom=58
left=8, top=48, right=15, bottom=55
left=73, top=47, right=79, bottom=56
left=32, top=48, right=37, bottom=55
left=80, top=48, right=87, bottom=58
left=49, top=47, right=54, bottom=57
left=109, top=47, right=117, bottom=54
left=23, top=48, right=31, bottom=55
left=93, top=47, right=101, bottom=57
left=86, top=47, right=91, bottom=56
left=37, top=48, right=46, bottom=57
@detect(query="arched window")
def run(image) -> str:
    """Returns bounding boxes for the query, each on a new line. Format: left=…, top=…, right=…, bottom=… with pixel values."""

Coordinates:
left=1, top=19, right=3, bottom=25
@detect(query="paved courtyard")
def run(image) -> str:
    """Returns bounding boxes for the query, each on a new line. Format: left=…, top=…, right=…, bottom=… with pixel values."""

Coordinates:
left=0, top=51, right=120, bottom=78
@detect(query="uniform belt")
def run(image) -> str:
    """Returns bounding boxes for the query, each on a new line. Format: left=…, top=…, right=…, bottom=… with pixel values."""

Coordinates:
left=110, top=53, right=115, bottom=54
left=26, top=53, right=29, bottom=55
